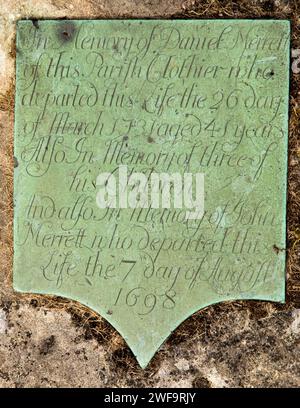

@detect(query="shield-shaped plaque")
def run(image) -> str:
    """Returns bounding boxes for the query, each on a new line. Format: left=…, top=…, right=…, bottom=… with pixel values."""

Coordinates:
left=14, top=19, right=289, bottom=367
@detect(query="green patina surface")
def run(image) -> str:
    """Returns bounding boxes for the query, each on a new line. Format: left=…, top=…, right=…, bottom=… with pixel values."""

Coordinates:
left=14, top=19, right=290, bottom=367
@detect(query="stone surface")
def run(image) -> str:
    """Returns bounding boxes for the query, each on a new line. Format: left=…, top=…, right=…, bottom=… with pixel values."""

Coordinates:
left=13, top=19, right=290, bottom=368
left=0, top=0, right=299, bottom=388
left=0, top=301, right=299, bottom=387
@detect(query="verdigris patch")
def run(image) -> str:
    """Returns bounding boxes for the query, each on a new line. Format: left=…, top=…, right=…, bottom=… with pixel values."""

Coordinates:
left=14, top=19, right=290, bottom=368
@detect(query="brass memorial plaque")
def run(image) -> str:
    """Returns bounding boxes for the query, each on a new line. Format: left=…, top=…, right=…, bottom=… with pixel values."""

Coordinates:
left=14, top=20, right=290, bottom=367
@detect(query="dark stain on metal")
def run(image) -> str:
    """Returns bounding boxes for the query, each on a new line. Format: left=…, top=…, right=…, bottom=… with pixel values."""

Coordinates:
left=58, top=21, right=76, bottom=43
left=266, top=69, right=275, bottom=79
left=31, top=19, right=39, bottom=29
left=14, top=156, right=18, bottom=168
left=273, top=244, right=286, bottom=254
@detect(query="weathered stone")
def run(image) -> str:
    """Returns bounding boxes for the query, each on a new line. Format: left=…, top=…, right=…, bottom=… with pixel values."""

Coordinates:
left=0, top=0, right=299, bottom=389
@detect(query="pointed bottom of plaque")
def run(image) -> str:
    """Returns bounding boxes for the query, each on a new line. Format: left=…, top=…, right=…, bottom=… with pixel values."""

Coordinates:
left=13, top=283, right=285, bottom=369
